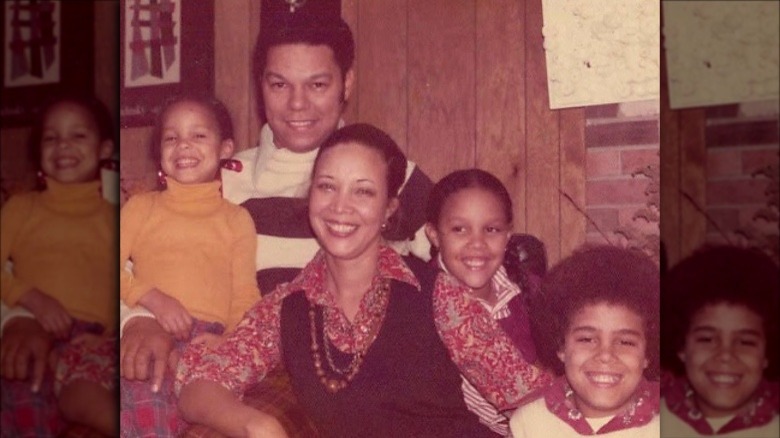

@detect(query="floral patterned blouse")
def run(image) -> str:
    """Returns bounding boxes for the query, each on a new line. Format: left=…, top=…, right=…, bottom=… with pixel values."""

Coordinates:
left=174, top=245, right=552, bottom=409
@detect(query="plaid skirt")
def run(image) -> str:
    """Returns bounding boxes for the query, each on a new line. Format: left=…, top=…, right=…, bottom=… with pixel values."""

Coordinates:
left=1, top=376, right=63, bottom=438
left=1, top=319, right=114, bottom=438
left=119, top=319, right=224, bottom=438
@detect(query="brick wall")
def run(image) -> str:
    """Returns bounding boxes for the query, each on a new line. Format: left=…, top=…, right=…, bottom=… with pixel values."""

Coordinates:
left=704, top=100, right=779, bottom=261
left=584, top=100, right=661, bottom=261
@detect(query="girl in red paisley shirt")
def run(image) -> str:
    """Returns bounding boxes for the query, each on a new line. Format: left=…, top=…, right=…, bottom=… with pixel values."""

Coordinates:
left=424, top=168, right=546, bottom=436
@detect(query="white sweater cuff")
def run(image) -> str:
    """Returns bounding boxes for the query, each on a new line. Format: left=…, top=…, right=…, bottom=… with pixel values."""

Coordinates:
left=0, top=302, right=35, bottom=338
left=119, top=300, right=156, bottom=338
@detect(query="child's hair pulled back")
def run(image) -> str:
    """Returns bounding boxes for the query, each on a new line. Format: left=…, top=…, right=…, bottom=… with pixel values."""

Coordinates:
left=149, top=93, right=235, bottom=164
left=27, top=92, right=116, bottom=170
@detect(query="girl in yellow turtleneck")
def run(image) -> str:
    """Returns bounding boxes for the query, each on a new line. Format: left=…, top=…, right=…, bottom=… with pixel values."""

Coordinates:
left=119, top=96, right=260, bottom=436
left=1, top=95, right=117, bottom=436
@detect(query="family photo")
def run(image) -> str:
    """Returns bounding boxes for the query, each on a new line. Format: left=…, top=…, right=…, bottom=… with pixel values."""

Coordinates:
left=0, top=0, right=777, bottom=437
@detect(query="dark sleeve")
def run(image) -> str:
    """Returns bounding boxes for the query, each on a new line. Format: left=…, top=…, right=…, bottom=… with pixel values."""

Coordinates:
left=402, top=254, right=438, bottom=294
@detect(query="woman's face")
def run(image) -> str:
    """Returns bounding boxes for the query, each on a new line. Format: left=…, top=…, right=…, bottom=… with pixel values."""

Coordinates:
left=425, top=187, right=510, bottom=301
left=40, top=101, right=112, bottom=184
left=558, top=302, right=648, bottom=418
left=679, top=302, right=768, bottom=418
left=309, top=142, right=398, bottom=262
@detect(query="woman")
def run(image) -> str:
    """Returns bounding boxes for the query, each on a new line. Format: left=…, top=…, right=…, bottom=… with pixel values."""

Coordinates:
left=175, top=123, right=548, bottom=437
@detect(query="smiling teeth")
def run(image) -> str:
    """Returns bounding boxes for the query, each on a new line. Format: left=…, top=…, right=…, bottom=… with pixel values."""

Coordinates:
left=175, top=158, right=199, bottom=168
left=463, top=259, right=486, bottom=269
left=328, top=223, right=357, bottom=234
left=590, top=374, right=620, bottom=384
left=55, top=158, right=78, bottom=168
left=710, top=374, right=740, bottom=384
left=289, top=121, right=314, bottom=128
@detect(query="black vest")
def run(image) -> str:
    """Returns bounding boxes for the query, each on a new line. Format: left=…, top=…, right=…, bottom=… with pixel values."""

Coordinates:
left=280, top=258, right=498, bottom=438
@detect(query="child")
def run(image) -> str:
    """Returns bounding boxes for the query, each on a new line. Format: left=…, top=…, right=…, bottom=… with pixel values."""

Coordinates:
left=425, top=168, right=541, bottom=436
left=660, top=246, right=779, bottom=437
left=119, top=94, right=260, bottom=436
left=0, top=94, right=118, bottom=436
left=509, top=246, right=660, bottom=437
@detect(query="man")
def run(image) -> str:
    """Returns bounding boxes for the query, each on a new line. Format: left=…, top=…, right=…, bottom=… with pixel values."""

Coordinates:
left=119, top=9, right=433, bottom=437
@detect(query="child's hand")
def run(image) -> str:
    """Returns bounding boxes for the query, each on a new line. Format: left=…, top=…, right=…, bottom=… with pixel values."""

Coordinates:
left=191, top=332, right=223, bottom=350
left=166, top=333, right=222, bottom=373
left=138, top=288, right=193, bottom=340
left=70, top=332, right=104, bottom=349
left=18, top=288, right=72, bottom=339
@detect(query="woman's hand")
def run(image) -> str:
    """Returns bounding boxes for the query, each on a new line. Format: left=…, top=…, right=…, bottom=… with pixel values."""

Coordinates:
left=138, top=288, right=193, bottom=340
left=17, top=288, right=72, bottom=339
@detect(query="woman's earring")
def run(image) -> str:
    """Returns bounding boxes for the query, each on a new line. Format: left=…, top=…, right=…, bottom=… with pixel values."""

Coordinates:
left=381, top=222, right=388, bottom=231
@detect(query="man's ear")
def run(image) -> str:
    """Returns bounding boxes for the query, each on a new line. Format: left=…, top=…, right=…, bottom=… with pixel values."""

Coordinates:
left=99, top=140, right=114, bottom=160
left=677, top=351, right=687, bottom=364
left=425, top=223, right=440, bottom=248
left=219, top=139, right=235, bottom=159
left=342, top=67, right=356, bottom=103
left=557, top=349, right=565, bottom=364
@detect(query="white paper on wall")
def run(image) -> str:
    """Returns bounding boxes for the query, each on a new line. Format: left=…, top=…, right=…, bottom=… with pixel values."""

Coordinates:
left=663, top=1, right=780, bottom=109
left=541, top=0, right=660, bottom=109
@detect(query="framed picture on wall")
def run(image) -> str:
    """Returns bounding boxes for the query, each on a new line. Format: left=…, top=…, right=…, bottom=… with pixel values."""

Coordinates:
left=0, top=0, right=94, bottom=127
left=119, top=0, right=213, bottom=127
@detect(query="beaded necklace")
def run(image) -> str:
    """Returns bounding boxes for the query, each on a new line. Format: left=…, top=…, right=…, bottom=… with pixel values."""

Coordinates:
left=308, top=278, right=391, bottom=393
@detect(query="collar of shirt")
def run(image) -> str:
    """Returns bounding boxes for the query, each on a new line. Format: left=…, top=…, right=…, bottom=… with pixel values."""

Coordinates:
left=289, top=245, right=421, bottom=308
left=662, top=373, right=779, bottom=435
left=436, top=254, right=520, bottom=319
left=543, top=376, right=660, bottom=435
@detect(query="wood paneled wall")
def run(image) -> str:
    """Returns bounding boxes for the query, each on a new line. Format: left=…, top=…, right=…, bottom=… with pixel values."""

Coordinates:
left=342, top=0, right=586, bottom=264
left=660, top=31, right=708, bottom=268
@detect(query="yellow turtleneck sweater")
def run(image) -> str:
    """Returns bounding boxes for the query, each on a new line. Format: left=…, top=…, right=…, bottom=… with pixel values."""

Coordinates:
left=0, top=178, right=117, bottom=328
left=120, top=178, right=260, bottom=331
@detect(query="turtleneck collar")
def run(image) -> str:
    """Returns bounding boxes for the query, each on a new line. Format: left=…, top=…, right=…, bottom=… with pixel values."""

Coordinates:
left=248, top=124, right=319, bottom=198
left=39, top=177, right=104, bottom=215
left=160, top=177, right=224, bottom=215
